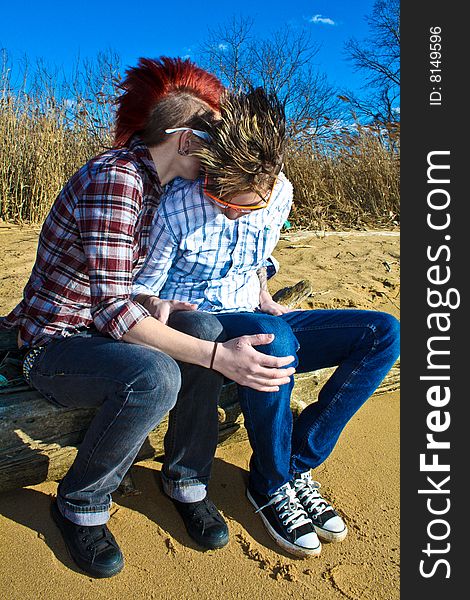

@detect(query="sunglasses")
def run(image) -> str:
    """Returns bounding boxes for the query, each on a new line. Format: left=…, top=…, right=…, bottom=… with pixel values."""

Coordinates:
left=203, top=174, right=278, bottom=214
left=165, top=127, right=211, bottom=142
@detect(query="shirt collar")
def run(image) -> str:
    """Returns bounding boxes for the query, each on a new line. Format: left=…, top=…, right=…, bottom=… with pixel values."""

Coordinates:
left=127, top=135, right=162, bottom=193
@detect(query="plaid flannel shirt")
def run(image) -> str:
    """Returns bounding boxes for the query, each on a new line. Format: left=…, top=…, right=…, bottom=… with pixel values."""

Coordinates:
left=0, top=137, right=162, bottom=347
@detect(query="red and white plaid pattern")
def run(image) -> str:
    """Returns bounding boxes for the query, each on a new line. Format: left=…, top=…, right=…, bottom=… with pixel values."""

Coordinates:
left=1, top=137, right=162, bottom=347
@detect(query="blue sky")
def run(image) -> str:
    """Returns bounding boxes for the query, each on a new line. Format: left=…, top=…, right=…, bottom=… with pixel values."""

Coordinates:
left=0, top=0, right=376, bottom=94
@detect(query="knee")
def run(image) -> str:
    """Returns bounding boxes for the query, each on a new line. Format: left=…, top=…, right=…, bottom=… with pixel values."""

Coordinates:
left=168, top=311, right=226, bottom=342
left=372, top=312, right=400, bottom=360
left=130, top=351, right=181, bottom=413
left=251, top=316, right=299, bottom=358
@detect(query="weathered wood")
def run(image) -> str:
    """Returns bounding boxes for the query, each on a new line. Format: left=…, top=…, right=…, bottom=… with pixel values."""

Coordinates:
left=272, top=280, right=313, bottom=308
left=0, top=327, right=400, bottom=493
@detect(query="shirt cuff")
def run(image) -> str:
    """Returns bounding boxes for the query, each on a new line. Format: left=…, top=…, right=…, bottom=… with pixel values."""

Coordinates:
left=130, top=284, right=156, bottom=300
left=94, top=298, right=151, bottom=340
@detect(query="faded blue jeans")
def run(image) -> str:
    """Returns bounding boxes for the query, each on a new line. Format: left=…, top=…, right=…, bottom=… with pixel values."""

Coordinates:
left=215, top=309, right=400, bottom=496
left=28, top=312, right=225, bottom=526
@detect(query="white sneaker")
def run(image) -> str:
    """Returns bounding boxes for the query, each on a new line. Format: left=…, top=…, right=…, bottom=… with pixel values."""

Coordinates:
left=293, top=472, right=348, bottom=542
left=247, top=482, right=321, bottom=557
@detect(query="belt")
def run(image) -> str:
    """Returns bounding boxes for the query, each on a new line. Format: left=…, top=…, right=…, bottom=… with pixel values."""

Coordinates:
left=22, top=346, right=46, bottom=385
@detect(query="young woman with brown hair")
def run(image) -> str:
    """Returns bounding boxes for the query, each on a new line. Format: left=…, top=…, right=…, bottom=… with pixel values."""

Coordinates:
left=0, top=59, right=295, bottom=578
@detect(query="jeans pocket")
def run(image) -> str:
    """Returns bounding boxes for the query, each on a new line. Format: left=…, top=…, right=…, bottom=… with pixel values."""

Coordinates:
left=30, top=375, right=70, bottom=408
left=30, top=364, right=79, bottom=408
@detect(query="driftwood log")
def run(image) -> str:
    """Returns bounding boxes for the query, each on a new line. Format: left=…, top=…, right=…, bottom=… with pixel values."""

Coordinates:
left=0, top=284, right=400, bottom=493
left=272, top=280, right=313, bottom=308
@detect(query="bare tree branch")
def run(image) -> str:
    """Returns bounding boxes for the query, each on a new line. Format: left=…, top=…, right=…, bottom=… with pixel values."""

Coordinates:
left=197, top=21, right=343, bottom=142
left=198, top=16, right=254, bottom=90
left=343, top=0, right=400, bottom=126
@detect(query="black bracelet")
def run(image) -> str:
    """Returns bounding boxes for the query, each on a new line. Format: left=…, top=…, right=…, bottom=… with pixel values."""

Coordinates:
left=209, top=342, right=218, bottom=370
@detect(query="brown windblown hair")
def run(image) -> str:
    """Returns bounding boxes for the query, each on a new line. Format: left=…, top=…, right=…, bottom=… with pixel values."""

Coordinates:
left=196, top=87, right=286, bottom=200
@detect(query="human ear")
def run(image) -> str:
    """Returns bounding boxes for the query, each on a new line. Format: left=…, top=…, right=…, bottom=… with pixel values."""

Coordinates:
left=178, top=129, right=192, bottom=155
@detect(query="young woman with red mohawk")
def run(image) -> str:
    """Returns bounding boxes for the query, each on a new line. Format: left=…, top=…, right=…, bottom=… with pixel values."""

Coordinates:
left=0, top=57, right=295, bottom=578
left=114, top=56, right=223, bottom=148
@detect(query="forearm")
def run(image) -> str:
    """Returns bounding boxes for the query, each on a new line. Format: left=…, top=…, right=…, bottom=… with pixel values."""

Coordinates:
left=257, top=266, right=269, bottom=292
left=122, top=316, right=296, bottom=392
left=122, top=316, right=214, bottom=368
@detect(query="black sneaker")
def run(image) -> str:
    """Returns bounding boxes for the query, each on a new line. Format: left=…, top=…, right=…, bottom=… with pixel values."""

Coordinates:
left=247, top=482, right=321, bottom=557
left=51, top=501, right=124, bottom=578
left=293, top=472, right=348, bottom=542
left=170, top=496, right=229, bottom=550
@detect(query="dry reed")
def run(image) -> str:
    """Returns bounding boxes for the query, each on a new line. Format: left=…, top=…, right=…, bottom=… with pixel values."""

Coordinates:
left=0, top=51, right=117, bottom=222
left=0, top=52, right=399, bottom=229
left=284, top=123, right=400, bottom=230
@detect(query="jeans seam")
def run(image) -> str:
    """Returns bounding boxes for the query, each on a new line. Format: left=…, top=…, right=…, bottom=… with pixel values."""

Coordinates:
left=33, top=366, right=141, bottom=387
left=71, top=380, right=167, bottom=493
left=162, top=392, right=181, bottom=475
left=162, top=473, right=210, bottom=488
left=240, top=389, right=259, bottom=473
left=59, top=501, right=110, bottom=514
left=30, top=364, right=162, bottom=412
left=71, top=384, right=134, bottom=491
left=292, top=324, right=379, bottom=464
left=289, top=322, right=377, bottom=334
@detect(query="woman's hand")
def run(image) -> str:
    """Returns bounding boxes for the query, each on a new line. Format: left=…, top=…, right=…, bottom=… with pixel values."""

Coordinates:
left=124, top=317, right=295, bottom=392
left=213, top=333, right=296, bottom=392
left=259, top=289, right=292, bottom=316
left=137, top=295, right=197, bottom=325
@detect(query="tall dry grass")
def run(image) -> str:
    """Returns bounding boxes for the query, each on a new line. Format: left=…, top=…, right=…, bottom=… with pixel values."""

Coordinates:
left=0, top=51, right=118, bottom=222
left=284, top=123, right=400, bottom=230
left=0, top=51, right=399, bottom=229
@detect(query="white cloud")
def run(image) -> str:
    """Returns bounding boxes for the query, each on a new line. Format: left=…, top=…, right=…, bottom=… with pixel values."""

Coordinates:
left=310, top=14, right=336, bottom=26
left=63, top=98, right=77, bottom=109
left=218, top=43, right=228, bottom=51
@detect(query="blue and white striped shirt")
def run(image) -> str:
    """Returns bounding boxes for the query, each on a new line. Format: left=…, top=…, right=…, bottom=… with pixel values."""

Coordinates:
left=133, top=173, right=293, bottom=312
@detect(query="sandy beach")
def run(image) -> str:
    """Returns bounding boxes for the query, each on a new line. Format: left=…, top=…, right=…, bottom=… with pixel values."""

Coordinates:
left=0, top=224, right=400, bottom=600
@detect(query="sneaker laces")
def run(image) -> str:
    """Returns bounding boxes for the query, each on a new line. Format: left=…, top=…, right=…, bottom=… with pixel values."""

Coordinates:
left=294, top=474, right=331, bottom=517
left=255, top=483, right=311, bottom=533
left=78, top=525, right=117, bottom=557
left=188, top=498, right=223, bottom=533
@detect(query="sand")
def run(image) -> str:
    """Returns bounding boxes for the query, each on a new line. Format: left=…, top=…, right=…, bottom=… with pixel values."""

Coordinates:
left=0, top=223, right=400, bottom=600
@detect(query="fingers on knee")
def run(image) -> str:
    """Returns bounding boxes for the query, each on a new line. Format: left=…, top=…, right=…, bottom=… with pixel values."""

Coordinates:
left=258, top=319, right=299, bottom=356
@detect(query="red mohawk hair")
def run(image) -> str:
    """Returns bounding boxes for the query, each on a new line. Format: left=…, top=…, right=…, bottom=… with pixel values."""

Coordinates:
left=114, top=56, right=224, bottom=147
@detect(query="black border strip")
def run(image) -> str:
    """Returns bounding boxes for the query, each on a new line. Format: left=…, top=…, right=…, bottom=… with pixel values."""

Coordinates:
left=401, top=2, right=465, bottom=596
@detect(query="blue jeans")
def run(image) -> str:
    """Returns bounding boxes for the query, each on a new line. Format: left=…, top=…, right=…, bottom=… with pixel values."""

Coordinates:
left=215, top=309, right=400, bottom=496
left=29, top=312, right=225, bottom=525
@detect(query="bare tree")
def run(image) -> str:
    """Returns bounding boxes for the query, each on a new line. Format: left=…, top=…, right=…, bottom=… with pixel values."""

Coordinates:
left=198, top=19, right=343, bottom=142
left=343, top=0, right=400, bottom=125
left=250, top=27, right=342, bottom=140
left=199, top=16, right=254, bottom=90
